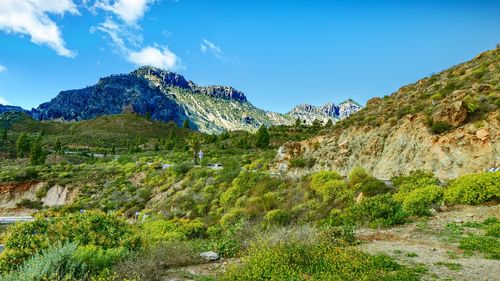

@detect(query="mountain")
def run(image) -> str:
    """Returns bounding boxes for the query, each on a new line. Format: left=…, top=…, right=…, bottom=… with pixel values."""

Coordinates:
left=0, top=105, right=27, bottom=114
left=287, top=99, right=362, bottom=124
left=15, top=66, right=359, bottom=133
left=274, top=47, right=500, bottom=179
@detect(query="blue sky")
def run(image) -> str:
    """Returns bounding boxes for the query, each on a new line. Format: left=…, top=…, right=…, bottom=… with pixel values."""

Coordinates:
left=0, top=0, right=499, bottom=113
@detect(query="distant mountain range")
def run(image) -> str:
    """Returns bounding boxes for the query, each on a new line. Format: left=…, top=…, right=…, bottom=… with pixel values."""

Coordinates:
left=0, top=67, right=361, bottom=133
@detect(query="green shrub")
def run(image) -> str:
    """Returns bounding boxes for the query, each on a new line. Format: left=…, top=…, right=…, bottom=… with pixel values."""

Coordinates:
left=444, top=172, right=499, bottom=205
left=1, top=243, right=79, bottom=281
left=140, top=218, right=206, bottom=244
left=72, top=245, right=129, bottom=276
left=310, top=171, right=347, bottom=201
left=289, top=157, right=316, bottom=168
left=0, top=211, right=140, bottom=272
left=15, top=199, right=43, bottom=210
left=222, top=241, right=420, bottom=281
left=263, top=209, right=290, bottom=227
left=402, top=185, right=443, bottom=216
left=393, top=170, right=439, bottom=199
left=358, top=178, right=391, bottom=197
left=345, top=194, right=407, bottom=228
left=430, top=121, right=452, bottom=134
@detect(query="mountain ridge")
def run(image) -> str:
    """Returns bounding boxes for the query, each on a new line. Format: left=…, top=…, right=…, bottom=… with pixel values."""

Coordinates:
left=2, top=67, right=362, bottom=133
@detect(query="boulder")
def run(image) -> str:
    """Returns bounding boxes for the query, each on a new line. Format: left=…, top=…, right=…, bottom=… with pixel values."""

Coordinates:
left=432, top=100, right=468, bottom=127
left=200, top=251, right=219, bottom=261
left=476, top=129, right=489, bottom=141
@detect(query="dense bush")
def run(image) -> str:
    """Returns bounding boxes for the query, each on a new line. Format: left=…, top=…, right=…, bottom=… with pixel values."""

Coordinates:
left=263, top=209, right=290, bottom=228
left=444, top=171, right=499, bottom=205
left=310, top=171, right=347, bottom=201
left=140, top=218, right=206, bottom=243
left=1, top=243, right=80, bottom=281
left=222, top=241, right=420, bottom=280
left=402, top=185, right=443, bottom=216
left=0, top=211, right=140, bottom=272
left=344, top=194, right=407, bottom=228
left=392, top=170, right=439, bottom=195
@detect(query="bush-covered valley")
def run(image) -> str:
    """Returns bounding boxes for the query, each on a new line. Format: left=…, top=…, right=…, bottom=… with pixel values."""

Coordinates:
left=0, top=108, right=499, bottom=280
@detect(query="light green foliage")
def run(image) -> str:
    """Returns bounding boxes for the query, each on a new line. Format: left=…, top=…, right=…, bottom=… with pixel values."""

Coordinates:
left=263, top=209, right=290, bottom=227
left=0, top=211, right=139, bottom=272
left=402, top=185, right=443, bottom=216
left=444, top=171, right=499, bottom=205
left=222, top=241, right=420, bottom=281
left=1, top=242, right=79, bottom=281
left=140, top=218, right=206, bottom=244
left=344, top=194, right=407, bottom=228
left=72, top=245, right=129, bottom=276
left=310, top=171, right=347, bottom=201
left=392, top=170, right=439, bottom=197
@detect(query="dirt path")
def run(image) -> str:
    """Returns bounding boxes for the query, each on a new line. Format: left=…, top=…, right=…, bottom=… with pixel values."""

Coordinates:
left=163, top=259, right=240, bottom=281
left=356, top=204, right=500, bottom=281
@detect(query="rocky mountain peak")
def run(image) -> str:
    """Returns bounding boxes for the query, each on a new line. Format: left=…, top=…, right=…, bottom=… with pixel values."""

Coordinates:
left=133, top=66, right=247, bottom=102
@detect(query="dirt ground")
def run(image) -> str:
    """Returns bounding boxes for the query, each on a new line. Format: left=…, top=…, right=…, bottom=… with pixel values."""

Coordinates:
left=356, top=204, right=500, bottom=281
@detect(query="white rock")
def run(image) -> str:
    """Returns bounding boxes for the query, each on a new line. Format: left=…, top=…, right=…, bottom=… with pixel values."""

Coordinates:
left=200, top=251, right=219, bottom=261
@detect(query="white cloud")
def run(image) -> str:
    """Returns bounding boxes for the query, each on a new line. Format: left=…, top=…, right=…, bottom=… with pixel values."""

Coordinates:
left=0, top=97, right=9, bottom=105
left=0, top=0, right=78, bottom=57
left=127, top=46, right=179, bottom=70
left=94, top=0, right=156, bottom=25
left=200, top=38, right=222, bottom=58
left=90, top=18, right=141, bottom=54
left=0, top=65, right=5, bottom=73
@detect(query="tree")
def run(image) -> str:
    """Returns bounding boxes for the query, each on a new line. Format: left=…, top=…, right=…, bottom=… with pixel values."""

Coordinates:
left=312, top=119, right=322, bottom=129
left=255, top=125, right=270, bottom=148
left=30, top=140, right=46, bottom=165
left=295, top=118, right=302, bottom=127
left=54, top=138, right=62, bottom=154
left=183, top=119, right=190, bottom=129
left=0, top=128, right=7, bottom=141
left=16, top=133, right=30, bottom=158
left=325, top=119, right=333, bottom=127
left=187, top=134, right=202, bottom=165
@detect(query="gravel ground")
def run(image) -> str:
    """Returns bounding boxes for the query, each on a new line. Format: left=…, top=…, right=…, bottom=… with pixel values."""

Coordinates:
left=356, top=204, right=500, bottom=281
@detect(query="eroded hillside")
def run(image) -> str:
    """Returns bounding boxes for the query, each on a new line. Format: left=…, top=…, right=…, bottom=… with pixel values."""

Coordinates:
left=275, top=48, right=500, bottom=179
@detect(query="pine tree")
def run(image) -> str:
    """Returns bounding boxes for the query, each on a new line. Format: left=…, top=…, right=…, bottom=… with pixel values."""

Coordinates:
left=54, top=138, right=62, bottom=154
left=30, top=140, right=46, bottom=165
left=16, top=133, right=30, bottom=158
left=255, top=125, right=270, bottom=148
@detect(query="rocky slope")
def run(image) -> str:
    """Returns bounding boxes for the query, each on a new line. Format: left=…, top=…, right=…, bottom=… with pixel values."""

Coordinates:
left=274, top=47, right=500, bottom=179
left=287, top=99, right=362, bottom=124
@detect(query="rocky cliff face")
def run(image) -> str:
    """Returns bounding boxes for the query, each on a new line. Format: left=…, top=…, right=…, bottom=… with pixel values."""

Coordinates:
left=274, top=48, right=500, bottom=179
left=274, top=112, right=499, bottom=179
left=287, top=100, right=362, bottom=125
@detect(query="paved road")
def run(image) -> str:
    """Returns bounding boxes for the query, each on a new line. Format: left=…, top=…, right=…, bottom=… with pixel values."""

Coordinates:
left=0, top=216, right=34, bottom=224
